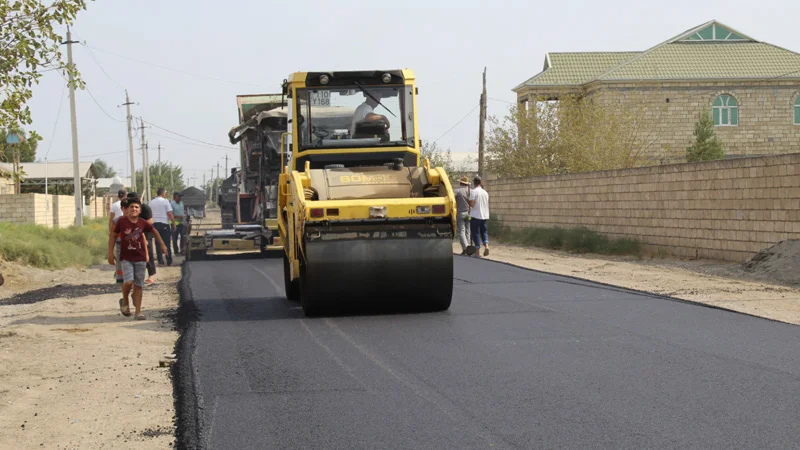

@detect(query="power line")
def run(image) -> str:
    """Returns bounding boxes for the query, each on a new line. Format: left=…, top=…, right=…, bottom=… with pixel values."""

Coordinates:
left=142, top=120, right=234, bottom=150
left=84, top=84, right=125, bottom=123
left=44, top=83, right=67, bottom=159
left=78, top=42, right=125, bottom=91
left=48, top=149, right=130, bottom=162
left=432, top=104, right=479, bottom=143
left=85, top=44, right=262, bottom=88
left=148, top=131, right=238, bottom=151
left=56, top=69, right=124, bottom=123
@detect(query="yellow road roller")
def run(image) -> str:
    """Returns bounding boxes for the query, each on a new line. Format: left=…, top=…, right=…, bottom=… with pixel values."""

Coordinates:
left=277, top=69, right=456, bottom=316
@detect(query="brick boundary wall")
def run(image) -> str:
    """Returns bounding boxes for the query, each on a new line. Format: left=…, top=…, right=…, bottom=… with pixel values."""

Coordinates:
left=488, top=153, right=800, bottom=262
left=0, top=194, right=108, bottom=228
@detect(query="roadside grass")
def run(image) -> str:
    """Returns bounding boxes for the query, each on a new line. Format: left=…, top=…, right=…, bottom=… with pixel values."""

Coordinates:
left=491, top=220, right=642, bottom=257
left=0, top=218, right=110, bottom=269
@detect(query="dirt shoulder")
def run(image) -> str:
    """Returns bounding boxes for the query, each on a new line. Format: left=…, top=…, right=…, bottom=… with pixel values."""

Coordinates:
left=0, top=260, right=182, bottom=450
left=457, top=243, right=800, bottom=326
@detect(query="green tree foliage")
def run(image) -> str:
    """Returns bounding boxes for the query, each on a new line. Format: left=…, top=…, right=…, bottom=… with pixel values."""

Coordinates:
left=1, top=0, right=91, bottom=130
left=686, top=109, right=725, bottom=162
left=420, top=141, right=476, bottom=178
left=0, top=126, right=39, bottom=162
left=135, top=162, right=186, bottom=199
left=92, top=158, right=116, bottom=177
left=486, top=93, right=657, bottom=178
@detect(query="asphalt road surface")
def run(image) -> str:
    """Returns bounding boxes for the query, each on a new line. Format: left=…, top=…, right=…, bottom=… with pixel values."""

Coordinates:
left=180, top=256, right=800, bottom=449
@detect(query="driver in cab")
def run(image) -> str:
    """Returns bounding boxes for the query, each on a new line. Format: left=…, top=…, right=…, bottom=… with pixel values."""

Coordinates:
left=349, top=91, right=390, bottom=136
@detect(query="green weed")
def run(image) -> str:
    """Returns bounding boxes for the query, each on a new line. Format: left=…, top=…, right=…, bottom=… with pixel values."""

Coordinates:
left=0, top=218, right=110, bottom=269
left=490, top=219, right=641, bottom=256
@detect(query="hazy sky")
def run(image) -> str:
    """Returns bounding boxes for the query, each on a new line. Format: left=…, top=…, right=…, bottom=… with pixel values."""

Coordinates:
left=26, top=0, right=798, bottom=186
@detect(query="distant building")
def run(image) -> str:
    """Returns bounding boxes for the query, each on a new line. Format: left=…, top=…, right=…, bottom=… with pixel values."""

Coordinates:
left=17, top=162, right=97, bottom=196
left=0, top=163, right=13, bottom=195
left=96, top=176, right=132, bottom=195
left=513, top=20, right=800, bottom=162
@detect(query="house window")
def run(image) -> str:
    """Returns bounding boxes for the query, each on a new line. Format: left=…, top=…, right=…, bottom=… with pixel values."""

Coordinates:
left=794, top=97, right=800, bottom=125
left=713, top=94, right=738, bottom=126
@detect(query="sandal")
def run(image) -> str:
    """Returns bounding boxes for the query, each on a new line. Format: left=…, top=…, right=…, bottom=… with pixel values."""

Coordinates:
left=119, top=298, right=132, bottom=317
left=134, top=314, right=146, bottom=320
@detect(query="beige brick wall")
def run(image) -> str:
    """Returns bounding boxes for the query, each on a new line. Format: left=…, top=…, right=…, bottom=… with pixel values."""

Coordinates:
left=488, top=153, right=800, bottom=262
left=0, top=194, right=108, bottom=228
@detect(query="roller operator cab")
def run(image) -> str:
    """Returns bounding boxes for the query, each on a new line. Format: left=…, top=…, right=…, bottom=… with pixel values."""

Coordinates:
left=278, top=69, right=456, bottom=316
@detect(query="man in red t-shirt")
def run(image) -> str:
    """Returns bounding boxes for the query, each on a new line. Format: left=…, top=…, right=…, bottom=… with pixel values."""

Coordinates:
left=108, top=197, right=168, bottom=319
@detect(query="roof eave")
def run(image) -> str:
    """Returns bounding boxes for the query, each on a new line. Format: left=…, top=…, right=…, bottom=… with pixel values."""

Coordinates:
left=595, top=76, right=800, bottom=83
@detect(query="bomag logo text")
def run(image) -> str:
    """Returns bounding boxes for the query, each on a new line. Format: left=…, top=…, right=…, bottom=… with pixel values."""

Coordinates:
left=339, top=174, right=395, bottom=184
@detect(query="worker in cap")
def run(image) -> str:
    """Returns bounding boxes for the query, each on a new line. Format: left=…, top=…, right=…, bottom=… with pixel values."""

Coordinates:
left=454, top=176, right=472, bottom=255
left=171, top=192, right=186, bottom=255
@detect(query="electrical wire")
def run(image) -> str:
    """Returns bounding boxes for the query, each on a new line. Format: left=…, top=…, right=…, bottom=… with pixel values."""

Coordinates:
left=44, top=83, right=67, bottom=160
left=85, top=44, right=262, bottom=88
left=142, top=120, right=234, bottom=149
left=148, top=131, right=238, bottom=151
left=48, top=149, right=130, bottom=162
left=432, top=104, right=479, bottom=143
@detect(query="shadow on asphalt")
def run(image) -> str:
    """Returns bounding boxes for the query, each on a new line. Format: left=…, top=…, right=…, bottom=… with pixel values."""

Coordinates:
left=190, top=295, right=453, bottom=322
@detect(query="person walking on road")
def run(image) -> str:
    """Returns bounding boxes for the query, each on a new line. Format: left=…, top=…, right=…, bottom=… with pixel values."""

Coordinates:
left=128, top=192, right=157, bottom=284
left=469, top=175, right=490, bottom=257
left=149, top=187, right=176, bottom=266
left=170, top=192, right=186, bottom=255
left=108, top=189, right=127, bottom=283
left=453, top=176, right=471, bottom=255
left=108, top=197, right=168, bottom=320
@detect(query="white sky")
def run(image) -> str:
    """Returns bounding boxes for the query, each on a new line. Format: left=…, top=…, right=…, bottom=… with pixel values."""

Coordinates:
left=26, top=0, right=799, bottom=187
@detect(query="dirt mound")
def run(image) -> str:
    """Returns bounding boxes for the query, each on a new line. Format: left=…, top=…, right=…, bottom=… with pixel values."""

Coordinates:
left=742, top=240, right=800, bottom=286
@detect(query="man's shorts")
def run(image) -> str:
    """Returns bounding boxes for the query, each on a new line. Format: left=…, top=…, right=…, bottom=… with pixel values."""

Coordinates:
left=121, top=260, right=147, bottom=287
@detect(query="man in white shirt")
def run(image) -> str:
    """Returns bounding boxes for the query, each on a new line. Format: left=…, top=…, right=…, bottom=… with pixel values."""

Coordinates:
left=349, top=91, right=390, bottom=136
left=108, top=189, right=127, bottom=282
left=468, top=175, right=490, bottom=257
left=149, top=187, right=176, bottom=266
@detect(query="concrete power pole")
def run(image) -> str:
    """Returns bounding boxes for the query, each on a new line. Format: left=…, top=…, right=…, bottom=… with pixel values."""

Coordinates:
left=157, top=143, right=162, bottom=176
left=144, top=142, right=150, bottom=201
left=207, top=169, right=213, bottom=201
left=65, top=26, right=83, bottom=226
left=224, top=153, right=229, bottom=175
left=478, top=67, right=487, bottom=179
left=123, top=91, right=136, bottom=193
left=139, top=119, right=151, bottom=201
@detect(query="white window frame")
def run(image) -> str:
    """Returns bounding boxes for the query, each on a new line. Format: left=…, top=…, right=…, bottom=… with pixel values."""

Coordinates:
left=713, top=94, right=738, bottom=127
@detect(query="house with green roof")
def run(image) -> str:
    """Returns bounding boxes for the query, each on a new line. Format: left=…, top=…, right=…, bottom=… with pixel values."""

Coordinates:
left=513, top=20, right=800, bottom=162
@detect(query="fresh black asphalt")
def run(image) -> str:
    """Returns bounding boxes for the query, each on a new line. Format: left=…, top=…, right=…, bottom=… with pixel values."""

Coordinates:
left=175, top=256, right=800, bottom=449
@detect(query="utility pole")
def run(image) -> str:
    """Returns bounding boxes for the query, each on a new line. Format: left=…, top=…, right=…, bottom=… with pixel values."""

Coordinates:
left=138, top=119, right=151, bottom=201
left=158, top=143, right=162, bottom=176
left=478, top=67, right=487, bottom=179
left=224, top=153, right=229, bottom=175
left=144, top=142, right=151, bottom=201
left=123, top=91, right=136, bottom=193
left=65, top=26, right=83, bottom=226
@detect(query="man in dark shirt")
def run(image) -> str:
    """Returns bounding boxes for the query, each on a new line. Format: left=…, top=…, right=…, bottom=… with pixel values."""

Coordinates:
left=128, top=192, right=156, bottom=283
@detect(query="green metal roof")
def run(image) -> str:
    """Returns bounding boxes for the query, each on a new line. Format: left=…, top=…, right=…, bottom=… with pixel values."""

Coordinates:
left=517, top=52, right=639, bottom=87
left=597, top=42, right=800, bottom=81
left=514, top=21, right=800, bottom=91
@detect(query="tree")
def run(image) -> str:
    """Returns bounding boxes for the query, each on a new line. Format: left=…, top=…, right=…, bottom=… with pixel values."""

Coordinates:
left=420, top=142, right=476, bottom=178
left=0, top=127, right=39, bottom=163
left=485, top=92, right=658, bottom=178
left=93, top=158, right=116, bottom=177
left=1, top=1, right=90, bottom=130
left=135, top=162, right=186, bottom=199
left=686, top=109, right=724, bottom=162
